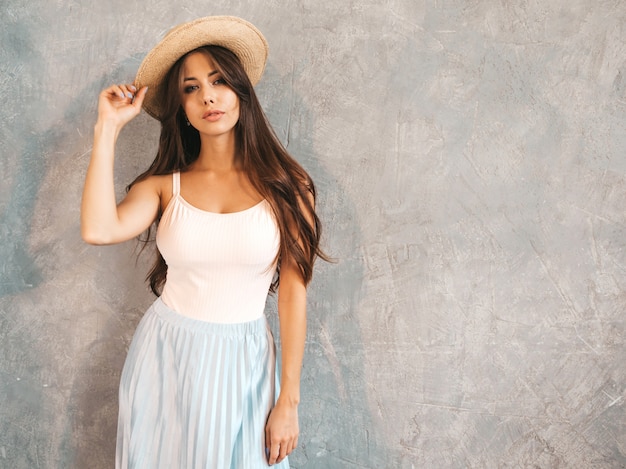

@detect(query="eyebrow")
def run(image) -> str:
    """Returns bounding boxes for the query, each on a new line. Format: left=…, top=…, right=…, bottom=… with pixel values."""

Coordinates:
left=182, top=70, right=219, bottom=82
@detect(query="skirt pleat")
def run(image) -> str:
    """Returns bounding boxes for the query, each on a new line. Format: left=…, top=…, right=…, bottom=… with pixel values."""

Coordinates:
left=115, top=298, right=289, bottom=469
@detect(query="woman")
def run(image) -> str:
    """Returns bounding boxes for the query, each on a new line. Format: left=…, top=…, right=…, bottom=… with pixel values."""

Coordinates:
left=81, top=16, right=325, bottom=468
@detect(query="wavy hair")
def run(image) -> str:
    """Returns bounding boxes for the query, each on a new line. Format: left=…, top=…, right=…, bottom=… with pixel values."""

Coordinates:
left=130, top=45, right=327, bottom=295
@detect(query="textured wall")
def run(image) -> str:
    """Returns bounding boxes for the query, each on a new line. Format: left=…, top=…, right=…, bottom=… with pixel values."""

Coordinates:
left=1, top=1, right=625, bottom=468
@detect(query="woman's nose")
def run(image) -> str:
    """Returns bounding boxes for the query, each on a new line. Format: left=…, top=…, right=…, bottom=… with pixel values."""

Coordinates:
left=203, top=86, right=215, bottom=105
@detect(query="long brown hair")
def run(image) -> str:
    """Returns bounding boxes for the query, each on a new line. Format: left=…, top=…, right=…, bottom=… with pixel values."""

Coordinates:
left=131, top=45, right=327, bottom=295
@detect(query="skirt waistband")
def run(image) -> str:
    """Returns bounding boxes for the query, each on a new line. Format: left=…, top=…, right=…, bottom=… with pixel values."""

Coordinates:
left=151, top=297, right=268, bottom=336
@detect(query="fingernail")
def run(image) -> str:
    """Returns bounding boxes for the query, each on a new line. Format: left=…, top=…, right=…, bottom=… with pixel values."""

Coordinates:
left=126, top=92, right=133, bottom=99
left=130, top=85, right=137, bottom=91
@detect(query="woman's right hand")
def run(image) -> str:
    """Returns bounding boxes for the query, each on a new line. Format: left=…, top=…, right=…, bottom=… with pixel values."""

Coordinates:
left=96, top=84, right=148, bottom=129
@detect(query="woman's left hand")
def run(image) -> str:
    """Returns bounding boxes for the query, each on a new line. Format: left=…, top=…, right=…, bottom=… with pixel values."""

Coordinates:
left=265, top=400, right=299, bottom=465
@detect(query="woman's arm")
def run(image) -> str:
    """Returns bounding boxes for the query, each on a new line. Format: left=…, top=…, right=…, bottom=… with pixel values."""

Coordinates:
left=81, top=84, right=159, bottom=245
left=265, top=256, right=307, bottom=465
left=265, top=192, right=316, bottom=465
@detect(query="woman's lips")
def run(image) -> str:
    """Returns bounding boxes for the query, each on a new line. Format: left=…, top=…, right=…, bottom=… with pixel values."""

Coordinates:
left=202, top=110, right=224, bottom=121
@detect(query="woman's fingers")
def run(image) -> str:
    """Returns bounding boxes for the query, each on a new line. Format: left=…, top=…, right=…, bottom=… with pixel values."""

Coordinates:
left=105, top=84, right=145, bottom=103
left=97, top=84, right=148, bottom=128
left=278, top=440, right=290, bottom=462
left=266, top=434, right=296, bottom=464
left=102, top=84, right=142, bottom=103
left=103, top=84, right=126, bottom=101
left=130, top=85, right=148, bottom=108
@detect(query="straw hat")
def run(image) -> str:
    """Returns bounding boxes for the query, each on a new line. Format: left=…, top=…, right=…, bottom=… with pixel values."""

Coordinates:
left=135, top=16, right=268, bottom=120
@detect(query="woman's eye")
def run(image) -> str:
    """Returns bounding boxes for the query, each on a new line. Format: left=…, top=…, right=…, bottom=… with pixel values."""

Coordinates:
left=183, top=85, right=198, bottom=93
left=212, top=78, right=226, bottom=86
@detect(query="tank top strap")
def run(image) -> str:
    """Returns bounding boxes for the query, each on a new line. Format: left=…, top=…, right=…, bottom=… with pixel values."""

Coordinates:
left=172, top=171, right=180, bottom=196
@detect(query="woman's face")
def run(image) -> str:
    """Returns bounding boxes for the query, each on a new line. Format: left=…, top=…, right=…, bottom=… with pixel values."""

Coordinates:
left=179, top=51, right=240, bottom=138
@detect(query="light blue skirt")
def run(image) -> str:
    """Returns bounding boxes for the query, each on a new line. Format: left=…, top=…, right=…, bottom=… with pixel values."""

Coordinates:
left=115, top=298, right=289, bottom=469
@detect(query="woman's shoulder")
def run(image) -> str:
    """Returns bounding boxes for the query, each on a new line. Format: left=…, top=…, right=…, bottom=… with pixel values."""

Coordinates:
left=153, top=173, right=176, bottom=208
left=130, top=173, right=175, bottom=208
left=132, top=173, right=173, bottom=191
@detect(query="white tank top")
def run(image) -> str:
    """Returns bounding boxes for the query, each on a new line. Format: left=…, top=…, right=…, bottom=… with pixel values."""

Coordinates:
left=156, top=172, right=280, bottom=323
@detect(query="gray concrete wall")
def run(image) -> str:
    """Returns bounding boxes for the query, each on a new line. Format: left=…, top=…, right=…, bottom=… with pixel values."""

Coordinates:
left=1, top=0, right=625, bottom=467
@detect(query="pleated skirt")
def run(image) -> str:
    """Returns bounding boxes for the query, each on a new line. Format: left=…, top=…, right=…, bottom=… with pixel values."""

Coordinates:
left=115, top=298, right=289, bottom=469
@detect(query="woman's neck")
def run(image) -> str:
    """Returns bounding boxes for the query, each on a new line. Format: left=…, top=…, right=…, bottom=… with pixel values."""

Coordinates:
left=194, top=132, right=238, bottom=171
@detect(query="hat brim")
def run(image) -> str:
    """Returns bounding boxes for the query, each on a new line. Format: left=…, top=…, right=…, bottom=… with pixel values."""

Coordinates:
left=135, top=16, right=268, bottom=121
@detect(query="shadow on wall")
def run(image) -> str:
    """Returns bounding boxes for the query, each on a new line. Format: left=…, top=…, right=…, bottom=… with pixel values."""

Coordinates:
left=0, top=18, right=56, bottom=468
left=0, top=19, right=47, bottom=297
left=59, top=258, right=150, bottom=469
left=261, top=62, right=391, bottom=468
left=0, top=29, right=155, bottom=466
left=54, top=58, right=158, bottom=469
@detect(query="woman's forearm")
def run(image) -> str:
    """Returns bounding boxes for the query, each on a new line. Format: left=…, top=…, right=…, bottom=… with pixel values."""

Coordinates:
left=276, top=280, right=307, bottom=406
left=80, top=120, right=122, bottom=244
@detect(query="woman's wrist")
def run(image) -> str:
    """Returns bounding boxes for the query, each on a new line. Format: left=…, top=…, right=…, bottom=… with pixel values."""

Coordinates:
left=94, top=118, right=122, bottom=139
left=276, top=391, right=300, bottom=407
